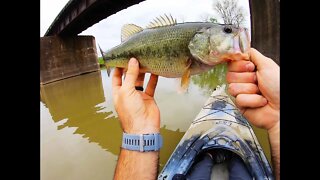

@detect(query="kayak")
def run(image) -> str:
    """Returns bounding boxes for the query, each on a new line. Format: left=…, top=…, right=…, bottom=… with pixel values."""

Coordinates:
left=158, top=85, right=274, bottom=180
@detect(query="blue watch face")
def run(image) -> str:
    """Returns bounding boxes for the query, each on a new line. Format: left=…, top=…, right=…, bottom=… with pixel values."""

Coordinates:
left=122, top=133, right=163, bottom=152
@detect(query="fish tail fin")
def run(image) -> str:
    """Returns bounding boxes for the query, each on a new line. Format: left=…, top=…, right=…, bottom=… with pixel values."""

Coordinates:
left=106, top=66, right=111, bottom=77
left=98, top=44, right=111, bottom=77
left=98, top=44, right=106, bottom=62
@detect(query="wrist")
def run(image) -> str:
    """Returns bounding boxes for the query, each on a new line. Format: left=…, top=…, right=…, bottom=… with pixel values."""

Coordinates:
left=122, top=117, right=160, bottom=134
left=267, top=120, right=280, bottom=179
left=266, top=108, right=280, bottom=132
left=124, top=126, right=160, bottom=134
left=267, top=120, right=279, bottom=141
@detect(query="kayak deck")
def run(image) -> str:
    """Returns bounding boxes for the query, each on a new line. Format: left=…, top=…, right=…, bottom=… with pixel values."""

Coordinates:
left=158, top=85, right=274, bottom=180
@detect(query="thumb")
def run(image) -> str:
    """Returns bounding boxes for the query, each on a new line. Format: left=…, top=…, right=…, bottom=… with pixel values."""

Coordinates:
left=123, top=58, right=139, bottom=89
left=250, top=48, right=276, bottom=70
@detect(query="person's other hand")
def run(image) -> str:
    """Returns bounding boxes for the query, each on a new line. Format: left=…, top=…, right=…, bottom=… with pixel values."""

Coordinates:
left=112, top=58, right=160, bottom=134
left=226, top=48, right=279, bottom=131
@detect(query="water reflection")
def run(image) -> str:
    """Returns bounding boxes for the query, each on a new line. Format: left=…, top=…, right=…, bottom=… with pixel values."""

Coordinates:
left=40, top=69, right=270, bottom=180
left=40, top=71, right=186, bottom=169
left=191, top=63, right=228, bottom=95
left=159, top=127, right=185, bottom=168
left=40, top=71, right=123, bottom=155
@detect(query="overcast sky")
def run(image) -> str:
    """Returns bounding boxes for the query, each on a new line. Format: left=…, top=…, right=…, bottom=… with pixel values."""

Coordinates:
left=40, top=0, right=250, bottom=55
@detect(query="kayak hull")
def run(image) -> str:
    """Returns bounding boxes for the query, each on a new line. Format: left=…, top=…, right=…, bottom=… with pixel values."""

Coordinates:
left=158, top=85, right=274, bottom=180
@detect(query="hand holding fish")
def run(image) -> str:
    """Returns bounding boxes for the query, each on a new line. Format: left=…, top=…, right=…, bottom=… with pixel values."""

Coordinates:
left=112, top=58, right=160, bottom=134
left=226, top=48, right=280, bottom=179
left=227, top=48, right=279, bottom=130
left=113, top=58, right=161, bottom=179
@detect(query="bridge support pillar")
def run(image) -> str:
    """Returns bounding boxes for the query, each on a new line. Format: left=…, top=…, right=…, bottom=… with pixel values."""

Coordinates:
left=249, top=0, right=280, bottom=65
left=40, top=35, right=99, bottom=85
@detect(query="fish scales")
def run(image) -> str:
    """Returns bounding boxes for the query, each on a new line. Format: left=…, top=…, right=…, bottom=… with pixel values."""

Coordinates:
left=104, top=22, right=214, bottom=77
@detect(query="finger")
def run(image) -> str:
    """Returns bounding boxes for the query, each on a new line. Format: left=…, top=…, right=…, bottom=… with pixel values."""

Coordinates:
left=228, top=83, right=260, bottom=97
left=226, top=72, right=256, bottom=83
left=123, top=58, right=140, bottom=89
left=250, top=48, right=276, bottom=70
left=112, top=68, right=123, bottom=92
left=135, top=73, right=146, bottom=88
left=112, top=68, right=123, bottom=86
left=228, top=52, right=250, bottom=61
left=228, top=60, right=255, bottom=72
left=145, top=74, right=159, bottom=97
left=235, top=94, right=267, bottom=108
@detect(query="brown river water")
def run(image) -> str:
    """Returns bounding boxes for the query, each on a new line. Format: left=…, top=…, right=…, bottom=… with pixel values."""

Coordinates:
left=40, top=65, right=271, bottom=180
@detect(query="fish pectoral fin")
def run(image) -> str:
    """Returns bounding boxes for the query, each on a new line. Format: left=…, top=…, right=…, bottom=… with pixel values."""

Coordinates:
left=180, top=58, right=193, bottom=92
left=181, top=68, right=191, bottom=92
left=121, top=24, right=143, bottom=42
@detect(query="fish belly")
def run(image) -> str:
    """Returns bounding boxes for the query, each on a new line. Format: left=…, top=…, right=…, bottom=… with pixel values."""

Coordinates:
left=105, top=55, right=189, bottom=77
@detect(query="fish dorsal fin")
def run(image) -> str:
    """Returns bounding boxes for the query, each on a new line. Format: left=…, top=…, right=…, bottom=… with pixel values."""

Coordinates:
left=146, top=14, right=177, bottom=29
left=121, top=24, right=143, bottom=42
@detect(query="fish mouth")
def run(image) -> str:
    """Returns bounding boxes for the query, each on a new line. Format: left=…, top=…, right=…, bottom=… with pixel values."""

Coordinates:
left=239, top=28, right=250, bottom=53
left=234, top=28, right=250, bottom=54
left=221, top=28, right=250, bottom=61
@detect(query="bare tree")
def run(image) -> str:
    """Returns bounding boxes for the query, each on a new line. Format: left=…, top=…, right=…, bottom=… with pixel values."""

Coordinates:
left=199, top=13, right=211, bottom=22
left=199, top=13, right=219, bottom=23
left=214, top=0, right=246, bottom=27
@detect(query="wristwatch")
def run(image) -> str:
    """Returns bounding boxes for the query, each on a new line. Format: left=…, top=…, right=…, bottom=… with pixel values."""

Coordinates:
left=121, top=132, right=163, bottom=152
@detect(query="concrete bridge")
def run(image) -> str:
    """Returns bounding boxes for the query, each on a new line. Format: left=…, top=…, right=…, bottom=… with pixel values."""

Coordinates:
left=40, top=0, right=145, bottom=84
left=40, top=0, right=279, bottom=84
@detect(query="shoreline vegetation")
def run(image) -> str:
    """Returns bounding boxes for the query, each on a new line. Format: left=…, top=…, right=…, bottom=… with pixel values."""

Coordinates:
left=98, top=57, right=105, bottom=67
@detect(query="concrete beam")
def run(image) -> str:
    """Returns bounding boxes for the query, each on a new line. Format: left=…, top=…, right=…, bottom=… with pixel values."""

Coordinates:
left=40, top=35, right=99, bottom=85
left=249, top=0, right=280, bottom=65
left=45, top=0, right=145, bottom=36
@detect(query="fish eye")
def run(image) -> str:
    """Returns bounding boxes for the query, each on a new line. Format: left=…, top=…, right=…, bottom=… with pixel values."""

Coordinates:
left=223, top=27, right=232, bottom=34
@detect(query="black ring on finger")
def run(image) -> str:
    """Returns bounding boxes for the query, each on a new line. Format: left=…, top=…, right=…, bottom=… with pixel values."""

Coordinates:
left=135, top=86, right=144, bottom=91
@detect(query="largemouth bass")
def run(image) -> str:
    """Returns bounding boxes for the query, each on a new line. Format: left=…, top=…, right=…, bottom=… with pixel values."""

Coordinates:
left=100, top=15, right=250, bottom=89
